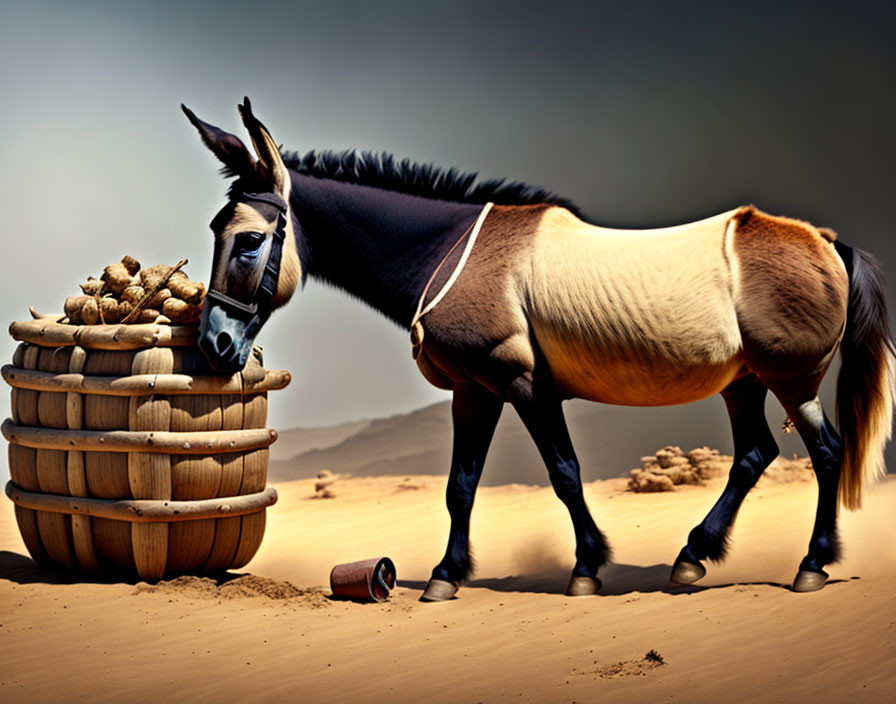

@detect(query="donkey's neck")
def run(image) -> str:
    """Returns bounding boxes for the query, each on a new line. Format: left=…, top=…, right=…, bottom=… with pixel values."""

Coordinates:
left=288, top=171, right=485, bottom=327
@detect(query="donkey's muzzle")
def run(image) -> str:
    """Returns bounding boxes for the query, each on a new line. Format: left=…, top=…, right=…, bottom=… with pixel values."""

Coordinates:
left=198, top=300, right=256, bottom=373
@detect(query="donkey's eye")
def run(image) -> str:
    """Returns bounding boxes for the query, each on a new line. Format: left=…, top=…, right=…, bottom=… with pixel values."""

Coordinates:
left=236, top=232, right=266, bottom=258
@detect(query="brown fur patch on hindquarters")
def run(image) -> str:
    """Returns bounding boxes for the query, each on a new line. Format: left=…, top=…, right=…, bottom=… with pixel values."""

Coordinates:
left=732, top=208, right=848, bottom=392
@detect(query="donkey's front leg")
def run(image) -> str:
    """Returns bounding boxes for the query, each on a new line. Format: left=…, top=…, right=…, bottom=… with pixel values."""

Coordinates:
left=422, top=383, right=504, bottom=602
left=508, top=376, right=610, bottom=596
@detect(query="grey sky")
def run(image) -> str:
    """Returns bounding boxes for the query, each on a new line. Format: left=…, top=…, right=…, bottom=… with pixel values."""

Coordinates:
left=1, top=1, right=894, bottom=433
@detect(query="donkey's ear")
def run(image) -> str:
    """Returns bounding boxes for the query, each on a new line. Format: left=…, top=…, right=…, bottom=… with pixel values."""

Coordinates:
left=182, top=104, right=257, bottom=178
left=238, top=97, right=290, bottom=199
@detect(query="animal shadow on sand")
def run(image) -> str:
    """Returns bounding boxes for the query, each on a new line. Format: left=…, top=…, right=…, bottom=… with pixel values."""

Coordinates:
left=2, top=551, right=850, bottom=595
left=399, top=562, right=850, bottom=597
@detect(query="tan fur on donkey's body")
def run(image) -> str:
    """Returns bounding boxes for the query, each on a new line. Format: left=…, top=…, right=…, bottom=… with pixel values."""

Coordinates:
left=423, top=205, right=847, bottom=401
left=526, top=207, right=746, bottom=406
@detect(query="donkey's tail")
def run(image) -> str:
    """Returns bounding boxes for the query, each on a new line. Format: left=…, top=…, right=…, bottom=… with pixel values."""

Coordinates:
left=833, top=241, right=896, bottom=510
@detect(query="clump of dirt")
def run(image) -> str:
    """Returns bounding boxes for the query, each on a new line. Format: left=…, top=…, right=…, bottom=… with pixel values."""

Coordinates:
left=134, top=574, right=329, bottom=607
left=395, top=477, right=422, bottom=492
left=574, top=650, right=666, bottom=679
left=628, top=446, right=813, bottom=492
left=627, top=446, right=726, bottom=492
left=311, top=469, right=338, bottom=499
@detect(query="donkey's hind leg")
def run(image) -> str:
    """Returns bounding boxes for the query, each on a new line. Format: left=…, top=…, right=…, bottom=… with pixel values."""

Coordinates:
left=672, top=376, right=779, bottom=584
left=508, top=376, right=610, bottom=596
left=422, top=383, right=504, bottom=602
left=777, top=396, right=843, bottom=592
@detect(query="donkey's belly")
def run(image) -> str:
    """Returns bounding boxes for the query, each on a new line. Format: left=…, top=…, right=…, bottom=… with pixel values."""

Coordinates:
left=538, top=336, right=744, bottom=406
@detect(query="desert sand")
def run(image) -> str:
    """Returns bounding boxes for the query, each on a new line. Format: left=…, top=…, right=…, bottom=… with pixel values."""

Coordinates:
left=2, top=472, right=895, bottom=703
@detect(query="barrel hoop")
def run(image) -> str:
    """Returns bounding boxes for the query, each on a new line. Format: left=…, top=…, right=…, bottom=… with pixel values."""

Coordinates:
left=2, top=419, right=278, bottom=454
left=2, top=365, right=290, bottom=396
left=5, top=481, right=277, bottom=523
left=9, top=319, right=198, bottom=349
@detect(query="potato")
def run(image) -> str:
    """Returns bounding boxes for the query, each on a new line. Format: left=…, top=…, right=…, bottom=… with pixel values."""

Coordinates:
left=121, top=255, right=141, bottom=276
left=101, top=263, right=132, bottom=295
left=79, top=278, right=104, bottom=296
left=65, top=295, right=90, bottom=319
left=80, top=298, right=99, bottom=325
left=100, top=296, right=129, bottom=323
left=140, top=265, right=173, bottom=291
left=168, top=277, right=205, bottom=304
left=147, top=287, right=171, bottom=309
left=161, top=297, right=202, bottom=323
left=138, top=308, right=161, bottom=323
left=121, top=284, right=146, bottom=306
left=117, top=300, right=134, bottom=320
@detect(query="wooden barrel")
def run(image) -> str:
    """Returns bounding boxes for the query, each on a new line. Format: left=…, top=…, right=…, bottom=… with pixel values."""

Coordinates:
left=3, top=317, right=290, bottom=581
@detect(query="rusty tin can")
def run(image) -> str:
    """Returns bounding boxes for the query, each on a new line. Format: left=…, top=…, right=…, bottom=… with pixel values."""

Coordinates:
left=329, top=557, right=396, bottom=602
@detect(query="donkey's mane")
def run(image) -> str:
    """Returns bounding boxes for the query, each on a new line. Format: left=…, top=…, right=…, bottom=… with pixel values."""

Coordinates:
left=280, top=148, right=583, bottom=215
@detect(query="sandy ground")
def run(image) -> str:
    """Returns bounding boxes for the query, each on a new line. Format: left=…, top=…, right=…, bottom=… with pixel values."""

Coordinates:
left=2, top=473, right=895, bottom=703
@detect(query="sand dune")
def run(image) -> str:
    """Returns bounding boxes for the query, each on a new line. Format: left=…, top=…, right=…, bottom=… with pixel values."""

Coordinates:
left=273, top=419, right=372, bottom=461
left=2, top=473, right=894, bottom=703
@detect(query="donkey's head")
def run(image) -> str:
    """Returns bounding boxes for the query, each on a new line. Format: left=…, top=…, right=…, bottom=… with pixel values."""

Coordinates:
left=183, top=98, right=301, bottom=373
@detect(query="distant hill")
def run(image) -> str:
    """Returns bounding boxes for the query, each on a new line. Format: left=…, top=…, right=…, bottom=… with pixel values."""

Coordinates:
left=269, top=395, right=817, bottom=486
left=274, top=419, right=372, bottom=460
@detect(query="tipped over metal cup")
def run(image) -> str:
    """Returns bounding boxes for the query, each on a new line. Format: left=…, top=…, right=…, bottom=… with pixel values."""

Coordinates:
left=329, top=557, right=396, bottom=602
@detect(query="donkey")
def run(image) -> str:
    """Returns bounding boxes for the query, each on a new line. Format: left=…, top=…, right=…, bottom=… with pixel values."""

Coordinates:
left=184, top=98, right=894, bottom=600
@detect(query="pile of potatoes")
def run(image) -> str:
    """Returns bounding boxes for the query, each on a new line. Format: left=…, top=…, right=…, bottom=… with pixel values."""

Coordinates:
left=64, top=256, right=206, bottom=325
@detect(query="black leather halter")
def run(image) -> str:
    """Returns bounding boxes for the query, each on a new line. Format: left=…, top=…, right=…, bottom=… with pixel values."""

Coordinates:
left=204, top=191, right=288, bottom=337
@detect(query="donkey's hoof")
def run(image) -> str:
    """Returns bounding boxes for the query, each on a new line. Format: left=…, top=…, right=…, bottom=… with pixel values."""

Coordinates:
left=792, top=570, right=828, bottom=593
left=566, top=575, right=602, bottom=596
left=670, top=558, right=706, bottom=585
left=420, top=579, right=458, bottom=602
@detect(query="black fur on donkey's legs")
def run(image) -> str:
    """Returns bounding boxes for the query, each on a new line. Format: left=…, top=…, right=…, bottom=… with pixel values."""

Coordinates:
left=422, top=383, right=503, bottom=602
left=508, top=376, right=610, bottom=596
left=672, top=376, right=779, bottom=585
left=785, top=397, right=844, bottom=593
